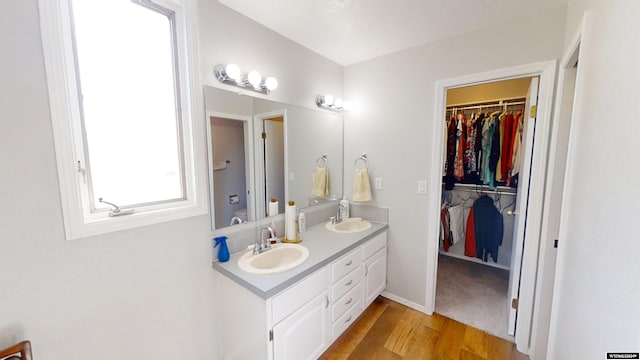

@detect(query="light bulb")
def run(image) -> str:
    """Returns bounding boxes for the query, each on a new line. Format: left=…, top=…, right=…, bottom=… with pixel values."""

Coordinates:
left=248, top=71, right=262, bottom=87
left=225, top=63, right=241, bottom=80
left=334, top=98, right=344, bottom=109
left=342, top=101, right=352, bottom=111
left=265, top=77, right=278, bottom=90
left=324, top=95, right=334, bottom=106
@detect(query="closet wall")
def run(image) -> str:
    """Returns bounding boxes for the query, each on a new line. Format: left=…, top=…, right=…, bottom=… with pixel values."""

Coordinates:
left=439, top=79, right=531, bottom=271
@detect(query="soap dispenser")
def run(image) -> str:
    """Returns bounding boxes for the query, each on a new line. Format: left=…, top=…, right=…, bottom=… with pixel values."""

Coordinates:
left=339, top=197, right=350, bottom=219
left=214, top=236, right=230, bottom=262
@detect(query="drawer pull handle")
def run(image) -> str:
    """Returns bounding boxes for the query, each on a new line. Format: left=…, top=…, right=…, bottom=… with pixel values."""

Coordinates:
left=345, top=315, right=352, bottom=323
left=345, top=280, right=353, bottom=286
left=345, top=298, right=352, bottom=305
left=325, top=295, right=329, bottom=308
left=345, top=260, right=353, bottom=266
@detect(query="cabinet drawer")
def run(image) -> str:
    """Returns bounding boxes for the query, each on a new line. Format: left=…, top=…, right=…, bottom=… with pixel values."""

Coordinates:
left=363, top=231, right=387, bottom=259
left=332, top=284, right=361, bottom=322
left=332, top=299, right=362, bottom=341
left=272, top=267, right=331, bottom=325
left=331, top=266, right=362, bottom=302
left=332, top=247, right=363, bottom=282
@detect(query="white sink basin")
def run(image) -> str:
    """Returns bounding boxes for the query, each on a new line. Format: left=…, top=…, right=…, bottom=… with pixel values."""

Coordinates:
left=238, top=243, right=309, bottom=274
left=325, top=217, right=372, bottom=233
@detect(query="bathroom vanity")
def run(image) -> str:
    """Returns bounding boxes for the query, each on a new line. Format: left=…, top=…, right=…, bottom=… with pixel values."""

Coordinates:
left=213, top=221, right=388, bottom=360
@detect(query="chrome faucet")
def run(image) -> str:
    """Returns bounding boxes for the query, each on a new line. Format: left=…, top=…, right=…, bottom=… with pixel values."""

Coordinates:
left=229, top=216, right=244, bottom=225
left=254, top=225, right=276, bottom=255
left=333, top=204, right=347, bottom=224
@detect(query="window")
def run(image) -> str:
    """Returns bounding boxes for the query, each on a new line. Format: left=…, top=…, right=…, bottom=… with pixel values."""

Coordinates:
left=39, top=0, right=207, bottom=240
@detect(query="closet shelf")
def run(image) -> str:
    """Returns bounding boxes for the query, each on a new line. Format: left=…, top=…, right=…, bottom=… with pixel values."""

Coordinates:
left=439, top=240, right=511, bottom=271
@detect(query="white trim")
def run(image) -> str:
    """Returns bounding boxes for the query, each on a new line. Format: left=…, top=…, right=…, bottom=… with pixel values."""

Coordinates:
left=427, top=60, right=557, bottom=354
left=529, top=19, right=583, bottom=360
left=380, top=291, right=426, bottom=313
left=545, top=14, right=590, bottom=360
left=38, top=0, right=207, bottom=240
left=206, top=111, right=255, bottom=229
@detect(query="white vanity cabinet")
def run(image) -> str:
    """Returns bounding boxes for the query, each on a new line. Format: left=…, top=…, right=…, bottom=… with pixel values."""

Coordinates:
left=215, top=230, right=387, bottom=360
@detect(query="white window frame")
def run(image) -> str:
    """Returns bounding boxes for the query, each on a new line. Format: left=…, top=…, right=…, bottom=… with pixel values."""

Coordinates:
left=38, top=0, right=208, bottom=240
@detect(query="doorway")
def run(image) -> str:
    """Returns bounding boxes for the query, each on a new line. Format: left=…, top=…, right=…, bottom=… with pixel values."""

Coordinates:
left=435, top=77, right=536, bottom=341
left=254, top=110, right=286, bottom=219
left=426, top=61, right=557, bottom=353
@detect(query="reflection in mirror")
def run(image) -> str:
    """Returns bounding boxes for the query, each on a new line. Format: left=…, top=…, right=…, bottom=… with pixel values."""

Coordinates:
left=205, top=86, right=343, bottom=231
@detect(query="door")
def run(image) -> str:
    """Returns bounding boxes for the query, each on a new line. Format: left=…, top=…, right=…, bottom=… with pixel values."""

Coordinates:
left=507, top=76, right=539, bottom=336
left=364, top=248, right=387, bottom=306
left=263, top=117, right=285, bottom=215
left=272, top=290, right=331, bottom=360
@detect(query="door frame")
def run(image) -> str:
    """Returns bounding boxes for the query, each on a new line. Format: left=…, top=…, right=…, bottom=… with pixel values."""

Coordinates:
left=205, top=111, right=255, bottom=229
left=425, top=60, right=557, bottom=353
left=253, top=109, right=288, bottom=219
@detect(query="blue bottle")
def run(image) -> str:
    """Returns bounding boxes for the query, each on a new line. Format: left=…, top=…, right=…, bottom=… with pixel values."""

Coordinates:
left=214, top=236, right=230, bottom=262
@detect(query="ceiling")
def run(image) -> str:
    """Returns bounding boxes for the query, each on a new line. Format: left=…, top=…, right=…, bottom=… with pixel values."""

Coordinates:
left=219, top=0, right=568, bottom=66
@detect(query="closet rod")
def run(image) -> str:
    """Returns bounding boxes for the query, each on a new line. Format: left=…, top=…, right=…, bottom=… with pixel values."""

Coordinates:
left=446, top=101, right=525, bottom=112
left=445, top=184, right=517, bottom=196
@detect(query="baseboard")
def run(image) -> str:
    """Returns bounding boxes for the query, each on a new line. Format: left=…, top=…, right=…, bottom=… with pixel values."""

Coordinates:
left=380, top=291, right=427, bottom=314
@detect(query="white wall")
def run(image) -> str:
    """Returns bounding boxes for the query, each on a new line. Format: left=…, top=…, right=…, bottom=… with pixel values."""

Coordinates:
left=0, top=0, right=342, bottom=358
left=343, top=6, right=567, bottom=307
left=197, top=1, right=343, bottom=110
left=548, top=1, right=640, bottom=358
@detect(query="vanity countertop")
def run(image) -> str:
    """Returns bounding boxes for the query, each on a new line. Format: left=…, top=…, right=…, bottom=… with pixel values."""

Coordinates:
left=212, top=220, right=388, bottom=299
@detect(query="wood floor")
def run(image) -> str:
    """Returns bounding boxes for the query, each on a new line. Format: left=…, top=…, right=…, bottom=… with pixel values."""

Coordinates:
left=320, top=296, right=529, bottom=360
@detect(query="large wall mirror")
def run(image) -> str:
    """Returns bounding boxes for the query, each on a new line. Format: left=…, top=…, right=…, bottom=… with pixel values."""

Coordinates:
left=205, top=86, right=344, bottom=230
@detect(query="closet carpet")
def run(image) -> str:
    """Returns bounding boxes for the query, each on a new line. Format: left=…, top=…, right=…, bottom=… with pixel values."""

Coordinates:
left=435, top=254, right=512, bottom=341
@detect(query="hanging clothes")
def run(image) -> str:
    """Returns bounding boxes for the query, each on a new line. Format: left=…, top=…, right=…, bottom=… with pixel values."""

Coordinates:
left=464, top=206, right=476, bottom=257
left=473, top=196, right=504, bottom=262
left=509, top=112, right=525, bottom=186
left=500, top=112, right=515, bottom=180
left=440, top=207, right=452, bottom=252
left=453, top=113, right=466, bottom=181
left=444, top=116, right=458, bottom=190
left=495, top=112, right=506, bottom=182
left=447, top=204, right=465, bottom=245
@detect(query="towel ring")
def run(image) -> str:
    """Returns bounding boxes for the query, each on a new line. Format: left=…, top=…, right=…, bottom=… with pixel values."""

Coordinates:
left=354, top=153, right=368, bottom=169
left=316, top=154, right=328, bottom=168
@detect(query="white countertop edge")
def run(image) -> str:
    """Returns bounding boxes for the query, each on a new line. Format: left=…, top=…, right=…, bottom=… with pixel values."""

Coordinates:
left=212, top=222, right=389, bottom=299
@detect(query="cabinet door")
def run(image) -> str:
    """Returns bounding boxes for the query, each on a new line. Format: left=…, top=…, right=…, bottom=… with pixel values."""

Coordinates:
left=272, top=290, right=331, bottom=360
left=364, top=247, right=387, bottom=306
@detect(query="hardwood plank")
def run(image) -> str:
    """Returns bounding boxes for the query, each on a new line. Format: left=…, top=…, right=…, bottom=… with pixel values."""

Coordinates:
left=320, top=296, right=529, bottom=360
left=460, top=348, right=486, bottom=360
left=462, top=325, right=489, bottom=358
left=383, top=307, right=424, bottom=356
left=320, top=298, right=388, bottom=360
left=403, top=324, right=440, bottom=360
left=346, top=300, right=405, bottom=360
left=433, top=318, right=466, bottom=360
left=421, top=312, right=448, bottom=332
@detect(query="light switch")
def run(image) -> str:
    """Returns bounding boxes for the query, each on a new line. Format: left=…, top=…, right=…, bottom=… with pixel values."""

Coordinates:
left=417, top=180, right=427, bottom=194
left=375, top=177, right=383, bottom=190
left=289, top=172, right=295, bottom=182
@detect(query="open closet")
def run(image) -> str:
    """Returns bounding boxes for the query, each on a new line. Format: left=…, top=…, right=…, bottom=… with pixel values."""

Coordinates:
left=435, top=77, right=538, bottom=341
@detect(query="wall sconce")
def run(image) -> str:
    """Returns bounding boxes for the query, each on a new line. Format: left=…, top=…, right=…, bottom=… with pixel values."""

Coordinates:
left=315, top=94, right=349, bottom=112
left=214, top=64, right=278, bottom=94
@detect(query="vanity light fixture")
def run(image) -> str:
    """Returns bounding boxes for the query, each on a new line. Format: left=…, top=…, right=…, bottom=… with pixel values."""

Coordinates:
left=316, top=94, right=349, bottom=112
left=214, top=64, right=278, bottom=94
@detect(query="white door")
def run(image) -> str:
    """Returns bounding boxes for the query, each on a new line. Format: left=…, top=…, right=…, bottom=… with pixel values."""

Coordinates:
left=507, top=77, right=540, bottom=336
left=364, top=248, right=387, bottom=306
left=272, top=290, right=331, bottom=360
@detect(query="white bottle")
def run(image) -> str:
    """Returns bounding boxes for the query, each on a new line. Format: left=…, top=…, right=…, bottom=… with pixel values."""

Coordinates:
left=340, top=197, right=350, bottom=219
left=298, top=209, right=306, bottom=240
